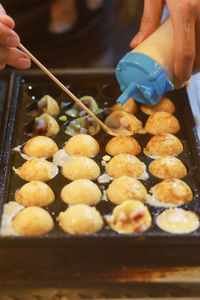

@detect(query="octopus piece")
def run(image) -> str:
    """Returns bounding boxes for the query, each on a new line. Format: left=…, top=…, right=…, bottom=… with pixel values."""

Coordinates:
left=58, top=204, right=104, bottom=234
left=33, top=113, right=60, bottom=136
left=105, top=200, right=152, bottom=234
left=149, top=156, right=187, bottom=179
left=12, top=207, right=54, bottom=236
left=64, top=134, right=100, bottom=157
left=23, top=136, right=58, bottom=158
left=105, top=153, right=148, bottom=180
left=62, top=156, right=100, bottom=180
left=13, top=158, right=58, bottom=181
left=141, top=97, right=175, bottom=115
left=106, top=176, right=147, bottom=205
left=145, top=112, right=180, bottom=135
left=105, top=136, right=141, bottom=156
left=15, top=181, right=55, bottom=207
left=144, top=133, right=183, bottom=158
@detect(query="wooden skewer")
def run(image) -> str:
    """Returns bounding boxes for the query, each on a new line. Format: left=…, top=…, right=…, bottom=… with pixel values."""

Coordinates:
left=19, top=43, right=114, bottom=135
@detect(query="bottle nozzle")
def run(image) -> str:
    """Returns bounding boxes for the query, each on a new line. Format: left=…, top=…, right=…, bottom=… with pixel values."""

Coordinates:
left=116, top=82, right=138, bottom=105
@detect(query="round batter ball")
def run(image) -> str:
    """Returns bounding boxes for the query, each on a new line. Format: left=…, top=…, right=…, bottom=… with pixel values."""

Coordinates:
left=141, top=97, right=175, bottom=115
left=145, top=112, right=180, bottom=135
left=34, top=113, right=60, bottom=136
left=156, top=208, right=199, bottom=234
left=107, top=176, right=147, bottom=205
left=13, top=158, right=58, bottom=181
left=23, top=136, right=58, bottom=158
left=58, top=204, right=103, bottom=234
left=12, top=207, right=54, bottom=235
left=105, top=136, right=141, bottom=156
left=105, top=154, right=147, bottom=179
left=110, top=97, right=137, bottom=114
left=105, top=200, right=152, bottom=234
left=61, top=179, right=102, bottom=205
left=148, top=179, right=193, bottom=206
left=144, top=133, right=183, bottom=158
left=38, top=95, right=60, bottom=116
left=64, top=134, right=100, bottom=157
left=62, top=156, right=100, bottom=180
left=15, top=181, right=55, bottom=207
left=149, top=156, right=187, bottom=179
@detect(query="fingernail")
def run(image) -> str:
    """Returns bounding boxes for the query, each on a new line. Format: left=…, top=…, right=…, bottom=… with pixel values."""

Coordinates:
left=16, top=57, right=31, bottom=68
left=6, top=35, right=19, bottom=47
left=130, top=32, right=144, bottom=48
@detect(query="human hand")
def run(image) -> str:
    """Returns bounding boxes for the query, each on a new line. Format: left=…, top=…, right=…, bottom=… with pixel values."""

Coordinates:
left=0, top=4, right=31, bottom=70
left=130, top=0, right=200, bottom=89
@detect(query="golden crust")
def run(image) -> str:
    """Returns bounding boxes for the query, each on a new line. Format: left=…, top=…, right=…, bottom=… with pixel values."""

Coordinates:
left=141, top=97, right=175, bottom=115
left=145, top=112, right=180, bottom=135
left=105, top=136, right=141, bottom=156
left=110, top=97, right=137, bottom=114
left=12, top=207, right=54, bottom=235
left=149, top=156, right=187, bottom=179
left=64, top=134, right=100, bottom=157
left=62, top=156, right=100, bottom=180
left=106, top=176, right=147, bottom=205
left=23, top=136, right=58, bottom=158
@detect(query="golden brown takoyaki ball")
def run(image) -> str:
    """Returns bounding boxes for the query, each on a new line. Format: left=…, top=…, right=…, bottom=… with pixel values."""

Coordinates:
left=12, top=207, right=54, bottom=235
left=34, top=113, right=60, bottom=136
left=149, top=156, right=187, bottom=179
left=64, top=134, right=100, bottom=157
left=144, top=133, right=183, bottom=158
left=13, top=159, right=58, bottom=181
left=141, top=97, right=175, bottom=115
left=106, top=176, right=147, bottom=205
left=149, top=179, right=193, bottom=206
left=38, top=95, right=60, bottom=116
left=105, top=111, right=142, bottom=136
left=105, top=200, right=152, bottom=234
left=105, top=136, right=141, bottom=156
left=105, top=154, right=147, bottom=179
left=23, top=136, right=58, bottom=158
left=15, top=181, right=55, bottom=207
left=145, top=112, right=180, bottom=135
left=62, top=156, right=100, bottom=180
left=110, top=97, right=137, bottom=114
left=156, top=208, right=199, bottom=234
left=61, top=179, right=101, bottom=205
left=58, top=204, right=103, bottom=234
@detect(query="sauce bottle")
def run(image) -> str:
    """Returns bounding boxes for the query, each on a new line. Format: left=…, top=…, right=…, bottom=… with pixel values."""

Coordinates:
left=116, top=17, right=174, bottom=105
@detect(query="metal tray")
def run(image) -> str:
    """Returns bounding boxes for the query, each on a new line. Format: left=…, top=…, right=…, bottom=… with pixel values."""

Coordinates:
left=1, top=69, right=200, bottom=250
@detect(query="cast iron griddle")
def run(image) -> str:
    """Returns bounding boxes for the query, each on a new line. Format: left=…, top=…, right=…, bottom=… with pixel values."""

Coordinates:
left=0, top=69, right=200, bottom=248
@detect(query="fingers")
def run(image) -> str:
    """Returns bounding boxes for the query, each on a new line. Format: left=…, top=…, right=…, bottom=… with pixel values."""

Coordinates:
left=167, top=0, right=196, bottom=88
left=130, top=0, right=164, bottom=48
left=0, top=47, right=31, bottom=69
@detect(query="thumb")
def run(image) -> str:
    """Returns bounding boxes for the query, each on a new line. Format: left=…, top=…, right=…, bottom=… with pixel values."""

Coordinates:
left=130, top=0, right=164, bottom=48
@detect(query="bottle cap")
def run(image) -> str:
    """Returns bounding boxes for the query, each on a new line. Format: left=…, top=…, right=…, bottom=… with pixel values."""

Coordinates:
left=116, top=52, right=174, bottom=105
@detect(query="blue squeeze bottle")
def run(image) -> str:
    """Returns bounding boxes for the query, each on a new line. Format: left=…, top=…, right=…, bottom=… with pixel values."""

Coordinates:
left=116, top=17, right=174, bottom=105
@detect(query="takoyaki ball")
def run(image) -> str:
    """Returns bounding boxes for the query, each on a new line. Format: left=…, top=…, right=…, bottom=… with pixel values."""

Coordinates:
left=105, top=200, right=152, bottom=234
left=107, top=176, right=147, bottom=205
left=149, top=156, right=187, bottom=179
left=105, top=154, right=147, bottom=180
left=64, top=134, right=100, bottom=157
left=12, top=207, right=54, bottom=236
left=33, top=113, right=60, bottom=136
left=110, top=97, right=137, bottom=114
left=144, top=133, right=183, bottom=158
left=66, top=95, right=103, bottom=117
left=65, top=116, right=100, bottom=136
left=58, top=204, right=103, bottom=234
left=13, top=159, right=58, bottom=181
left=62, top=156, right=100, bottom=180
left=141, top=97, right=175, bottom=115
left=156, top=208, right=199, bottom=234
left=61, top=179, right=101, bottom=205
left=105, top=136, right=141, bottom=156
left=23, top=136, right=58, bottom=158
left=148, top=179, right=193, bottom=206
left=104, top=111, right=142, bottom=136
left=37, top=95, right=60, bottom=116
left=145, top=112, right=180, bottom=135
left=15, top=181, right=55, bottom=207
